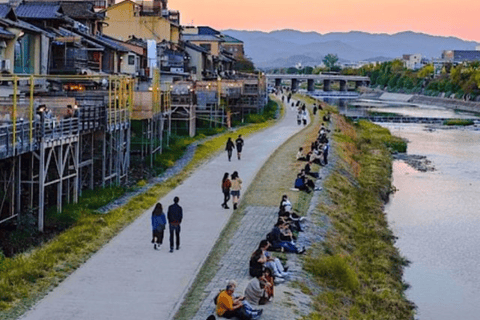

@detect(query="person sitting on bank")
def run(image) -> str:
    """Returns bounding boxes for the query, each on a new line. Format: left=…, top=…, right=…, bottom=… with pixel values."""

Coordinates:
left=267, top=222, right=305, bottom=254
left=296, top=147, right=307, bottom=161
left=294, top=170, right=317, bottom=193
left=309, top=148, right=323, bottom=165
left=216, top=283, right=262, bottom=320
left=244, top=271, right=273, bottom=306
left=250, top=240, right=289, bottom=281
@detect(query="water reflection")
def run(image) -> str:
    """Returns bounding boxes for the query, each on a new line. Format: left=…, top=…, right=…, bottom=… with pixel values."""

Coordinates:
left=382, top=123, right=480, bottom=320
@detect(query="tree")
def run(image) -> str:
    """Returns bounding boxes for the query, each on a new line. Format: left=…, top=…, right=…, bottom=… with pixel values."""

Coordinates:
left=233, top=56, right=255, bottom=73
left=417, top=64, right=434, bottom=79
left=323, top=54, right=339, bottom=70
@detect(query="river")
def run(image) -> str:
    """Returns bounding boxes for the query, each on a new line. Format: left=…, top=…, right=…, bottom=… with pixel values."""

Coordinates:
left=340, top=100, right=480, bottom=319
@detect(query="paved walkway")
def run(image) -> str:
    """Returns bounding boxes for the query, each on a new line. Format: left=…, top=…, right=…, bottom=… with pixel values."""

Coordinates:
left=19, top=99, right=306, bottom=320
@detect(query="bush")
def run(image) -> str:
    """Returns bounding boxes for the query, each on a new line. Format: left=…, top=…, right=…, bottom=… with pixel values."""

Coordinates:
left=305, top=254, right=359, bottom=291
left=443, top=119, right=474, bottom=126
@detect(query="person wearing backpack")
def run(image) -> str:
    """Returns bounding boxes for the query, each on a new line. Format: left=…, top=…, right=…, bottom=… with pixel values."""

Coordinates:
left=151, top=202, right=167, bottom=250
left=221, top=173, right=232, bottom=209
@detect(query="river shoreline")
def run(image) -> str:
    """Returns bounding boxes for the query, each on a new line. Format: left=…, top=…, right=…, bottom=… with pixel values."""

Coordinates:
left=361, top=91, right=480, bottom=114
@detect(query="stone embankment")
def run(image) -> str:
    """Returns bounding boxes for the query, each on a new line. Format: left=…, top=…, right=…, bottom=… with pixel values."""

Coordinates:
left=373, top=92, right=480, bottom=113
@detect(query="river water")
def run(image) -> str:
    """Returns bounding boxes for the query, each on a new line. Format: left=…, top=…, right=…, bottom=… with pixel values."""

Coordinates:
left=339, top=101, right=480, bottom=319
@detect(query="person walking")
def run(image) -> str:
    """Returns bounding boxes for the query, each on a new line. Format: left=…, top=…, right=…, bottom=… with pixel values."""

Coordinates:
left=296, top=111, right=301, bottom=125
left=235, top=135, right=244, bottom=160
left=230, top=171, right=242, bottom=210
left=225, top=137, right=235, bottom=161
left=167, top=196, right=183, bottom=252
left=221, top=173, right=232, bottom=209
left=302, top=109, right=307, bottom=126
left=151, top=202, right=166, bottom=250
left=313, top=104, right=317, bottom=115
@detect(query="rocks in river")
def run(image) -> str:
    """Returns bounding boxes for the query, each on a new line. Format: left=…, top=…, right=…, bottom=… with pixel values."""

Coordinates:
left=394, top=154, right=435, bottom=172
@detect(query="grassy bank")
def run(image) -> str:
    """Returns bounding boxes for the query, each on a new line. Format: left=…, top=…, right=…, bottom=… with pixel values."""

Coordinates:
left=0, top=99, right=281, bottom=318
left=303, top=116, right=415, bottom=319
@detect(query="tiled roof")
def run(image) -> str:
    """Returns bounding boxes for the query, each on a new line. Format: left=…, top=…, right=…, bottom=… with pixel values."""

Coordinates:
left=16, top=2, right=63, bottom=19
left=60, top=2, right=100, bottom=20
left=0, top=4, right=12, bottom=19
left=197, top=26, right=220, bottom=35
left=96, top=34, right=129, bottom=52
left=221, top=34, right=243, bottom=44
left=182, top=34, right=224, bottom=42
left=0, top=27, right=14, bottom=39
left=183, top=41, right=210, bottom=54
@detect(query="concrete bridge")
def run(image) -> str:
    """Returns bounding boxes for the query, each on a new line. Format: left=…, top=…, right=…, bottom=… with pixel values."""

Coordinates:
left=266, top=74, right=370, bottom=92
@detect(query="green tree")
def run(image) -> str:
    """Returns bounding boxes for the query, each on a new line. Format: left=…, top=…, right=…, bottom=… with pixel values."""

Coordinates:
left=233, top=56, right=255, bottom=73
left=418, top=64, right=434, bottom=79
left=323, top=54, right=339, bottom=70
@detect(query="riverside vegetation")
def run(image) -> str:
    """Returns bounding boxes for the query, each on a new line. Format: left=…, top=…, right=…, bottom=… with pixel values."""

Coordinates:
left=304, top=115, right=415, bottom=319
left=0, top=99, right=280, bottom=318
left=342, top=59, right=480, bottom=100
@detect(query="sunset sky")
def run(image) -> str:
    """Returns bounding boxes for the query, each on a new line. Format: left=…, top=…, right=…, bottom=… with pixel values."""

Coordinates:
left=171, top=0, right=480, bottom=42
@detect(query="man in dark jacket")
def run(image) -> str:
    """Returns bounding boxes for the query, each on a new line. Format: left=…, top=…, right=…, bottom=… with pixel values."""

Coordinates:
left=168, top=196, right=183, bottom=252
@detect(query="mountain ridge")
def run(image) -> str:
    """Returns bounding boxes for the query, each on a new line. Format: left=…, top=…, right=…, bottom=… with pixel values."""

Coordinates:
left=221, top=29, right=479, bottom=69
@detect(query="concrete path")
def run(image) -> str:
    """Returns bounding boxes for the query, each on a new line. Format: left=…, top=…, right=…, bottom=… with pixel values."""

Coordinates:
left=19, top=99, right=306, bottom=320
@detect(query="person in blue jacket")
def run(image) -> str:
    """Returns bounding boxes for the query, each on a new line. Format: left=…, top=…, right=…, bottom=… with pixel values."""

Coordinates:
left=151, top=202, right=167, bottom=250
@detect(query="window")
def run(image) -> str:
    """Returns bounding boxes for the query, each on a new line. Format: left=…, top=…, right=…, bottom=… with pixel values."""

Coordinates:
left=200, top=44, right=211, bottom=52
left=128, top=55, right=135, bottom=65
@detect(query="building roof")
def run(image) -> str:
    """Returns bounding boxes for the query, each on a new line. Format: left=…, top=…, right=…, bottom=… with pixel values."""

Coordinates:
left=16, top=2, right=64, bottom=20
left=182, top=34, right=224, bottom=42
left=220, top=34, right=243, bottom=44
left=197, top=26, right=220, bottom=35
left=0, top=4, right=16, bottom=20
left=0, top=27, right=14, bottom=39
left=0, top=17, right=50, bottom=35
left=183, top=41, right=210, bottom=54
left=60, top=2, right=102, bottom=20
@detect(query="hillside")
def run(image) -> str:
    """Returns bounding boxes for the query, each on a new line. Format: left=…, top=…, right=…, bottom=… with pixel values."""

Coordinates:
left=222, top=29, right=479, bottom=69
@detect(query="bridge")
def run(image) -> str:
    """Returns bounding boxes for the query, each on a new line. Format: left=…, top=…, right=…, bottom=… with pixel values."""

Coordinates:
left=346, top=116, right=480, bottom=125
left=266, top=74, right=370, bottom=92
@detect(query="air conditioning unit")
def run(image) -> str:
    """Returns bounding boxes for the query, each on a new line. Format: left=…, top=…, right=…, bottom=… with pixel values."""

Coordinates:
left=0, top=59, right=11, bottom=72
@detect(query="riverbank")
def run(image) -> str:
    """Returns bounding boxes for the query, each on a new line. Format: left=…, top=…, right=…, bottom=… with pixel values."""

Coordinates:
left=304, top=115, right=415, bottom=319
left=362, top=91, right=480, bottom=114
left=179, top=93, right=415, bottom=319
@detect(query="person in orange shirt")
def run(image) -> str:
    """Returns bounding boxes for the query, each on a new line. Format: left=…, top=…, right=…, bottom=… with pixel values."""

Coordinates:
left=216, top=284, right=262, bottom=320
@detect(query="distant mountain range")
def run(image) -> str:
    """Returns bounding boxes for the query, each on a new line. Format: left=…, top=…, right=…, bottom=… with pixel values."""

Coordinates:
left=221, top=29, right=479, bottom=69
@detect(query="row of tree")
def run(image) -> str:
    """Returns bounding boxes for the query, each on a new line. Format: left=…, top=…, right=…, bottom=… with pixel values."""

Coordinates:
left=269, top=54, right=341, bottom=74
left=342, top=60, right=480, bottom=100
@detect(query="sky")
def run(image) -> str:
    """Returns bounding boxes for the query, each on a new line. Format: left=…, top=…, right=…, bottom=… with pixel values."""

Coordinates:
left=170, top=0, right=480, bottom=42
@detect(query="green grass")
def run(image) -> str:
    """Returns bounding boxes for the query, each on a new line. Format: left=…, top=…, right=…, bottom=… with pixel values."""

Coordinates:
left=302, top=112, right=415, bottom=319
left=443, top=119, right=475, bottom=126
left=0, top=99, right=281, bottom=318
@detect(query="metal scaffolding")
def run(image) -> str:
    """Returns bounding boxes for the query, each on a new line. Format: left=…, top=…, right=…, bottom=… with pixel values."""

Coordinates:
left=0, top=74, right=133, bottom=231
